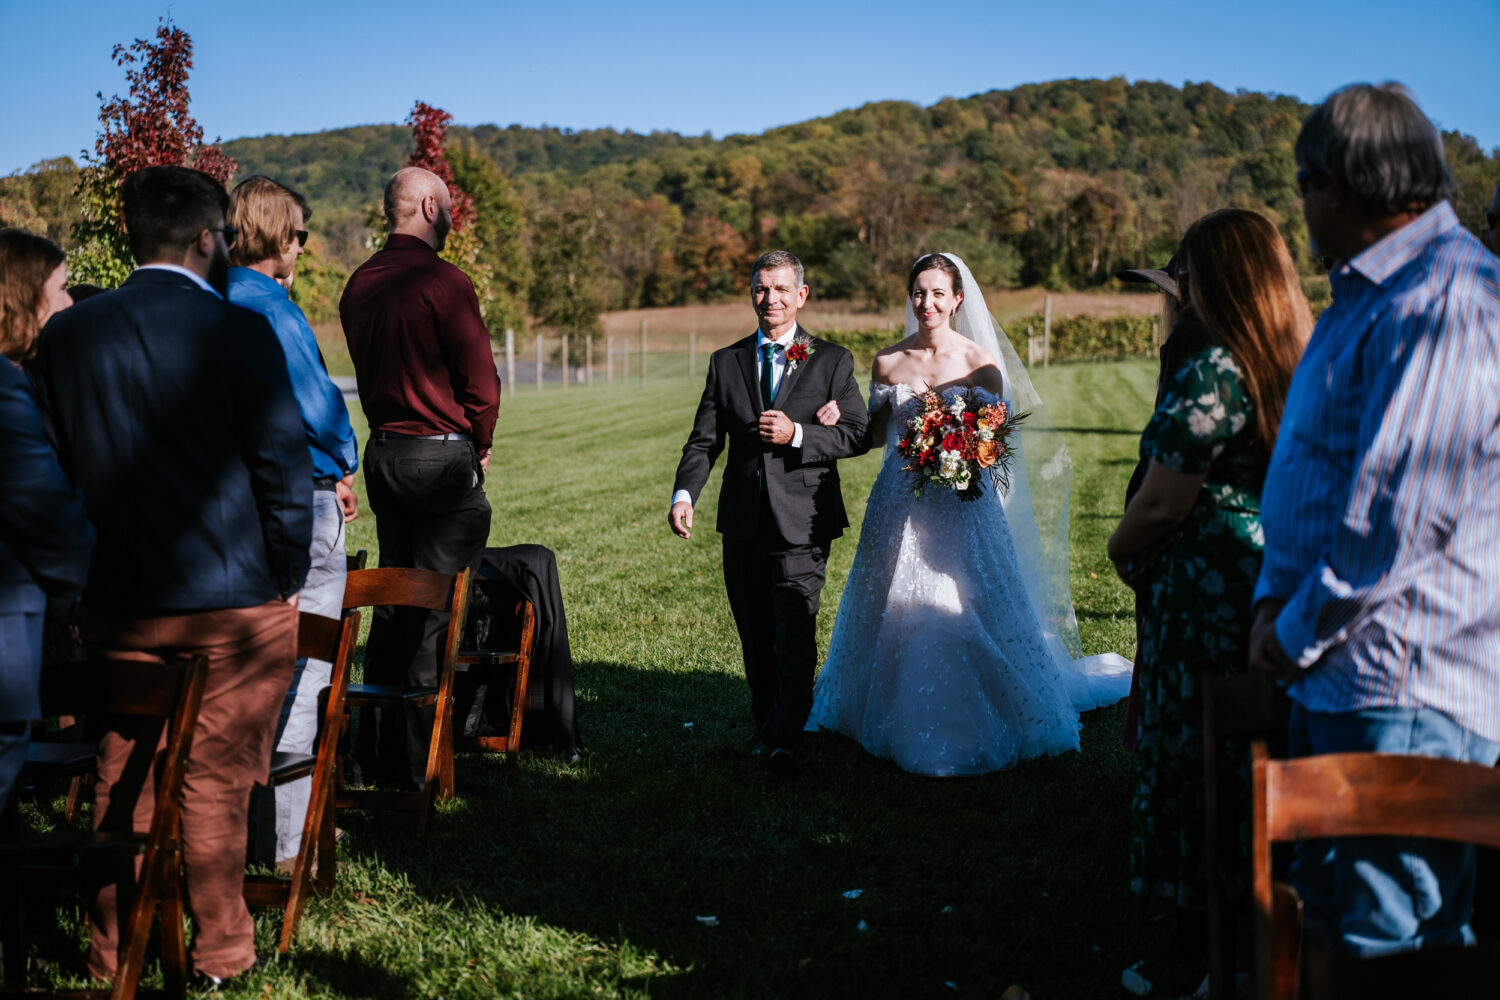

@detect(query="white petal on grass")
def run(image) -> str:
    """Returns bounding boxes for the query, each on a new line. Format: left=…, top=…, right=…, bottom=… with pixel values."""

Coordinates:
left=842, top=889, right=863, bottom=899
left=695, top=916, right=719, bottom=927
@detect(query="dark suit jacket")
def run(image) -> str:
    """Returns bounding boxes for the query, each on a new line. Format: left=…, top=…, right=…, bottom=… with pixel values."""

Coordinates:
left=673, top=327, right=868, bottom=546
left=33, top=268, right=312, bottom=613
left=0, top=361, right=93, bottom=720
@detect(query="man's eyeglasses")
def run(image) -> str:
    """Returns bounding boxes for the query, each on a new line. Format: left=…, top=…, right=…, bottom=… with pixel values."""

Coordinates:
left=209, top=226, right=238, bottom=247
left=1296, top=169, right=1326, bottom=196
left=293, top=229, right=309, bottom=248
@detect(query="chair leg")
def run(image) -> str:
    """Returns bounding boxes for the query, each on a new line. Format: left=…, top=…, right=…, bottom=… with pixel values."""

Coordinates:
left=160, top=846, right=188, bottom=998
left=65, top=772, right=89, bottom=825
left=316, top=799, right=336, bottom=897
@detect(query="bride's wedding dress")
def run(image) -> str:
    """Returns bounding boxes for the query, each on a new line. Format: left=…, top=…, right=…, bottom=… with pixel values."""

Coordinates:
left=805, top=254, right=1130, bottom=777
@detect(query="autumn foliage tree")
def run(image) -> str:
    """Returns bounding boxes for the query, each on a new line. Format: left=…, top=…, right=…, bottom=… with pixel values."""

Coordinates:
left=70, top=19, right=237, bottom=286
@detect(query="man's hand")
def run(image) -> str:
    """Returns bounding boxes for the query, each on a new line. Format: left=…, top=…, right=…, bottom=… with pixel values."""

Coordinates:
left=478, top=448, right=492, bottom=473
left=1249, top=600, right=1298, bottom=682
left=669, top=500, right=694, bottom=539
left=759, top=410, right=795, bottom=445
left=815, top=399, right=842, bottom=427
left=336, top=475, right=359, bottom=523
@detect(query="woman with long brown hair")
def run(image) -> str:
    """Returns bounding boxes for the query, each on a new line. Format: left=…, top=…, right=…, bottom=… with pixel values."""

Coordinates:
left=0, top=228, right=72, bottom=364
left=1107, top=209, right=1312, bottom=955
left=0, top=228, right=91, bottom=816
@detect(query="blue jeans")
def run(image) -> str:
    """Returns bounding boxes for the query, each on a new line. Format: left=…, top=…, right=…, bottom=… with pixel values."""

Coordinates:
left=1288, top=704, right=1500, bottom=957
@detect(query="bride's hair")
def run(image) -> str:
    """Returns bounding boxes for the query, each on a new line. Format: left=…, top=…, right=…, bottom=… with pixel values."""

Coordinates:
left=907, top=253, right=964, bottom=297
left=1180, top=209, right=1313, bottom=466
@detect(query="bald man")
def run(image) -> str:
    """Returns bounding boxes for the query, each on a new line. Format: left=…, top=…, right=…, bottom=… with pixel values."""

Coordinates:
left=340, top=167, right=501, bottom=789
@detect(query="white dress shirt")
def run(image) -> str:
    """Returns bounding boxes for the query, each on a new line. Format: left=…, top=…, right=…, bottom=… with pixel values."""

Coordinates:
left=135, top=263, right=223, bottom=299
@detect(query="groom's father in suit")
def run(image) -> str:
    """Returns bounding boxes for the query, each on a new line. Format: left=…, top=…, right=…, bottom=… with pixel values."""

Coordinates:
left=670, top=250, right=867, bottom=775
left=33, top=165, right=311, bottom=987
left=341, top=166, right=501, bottom=789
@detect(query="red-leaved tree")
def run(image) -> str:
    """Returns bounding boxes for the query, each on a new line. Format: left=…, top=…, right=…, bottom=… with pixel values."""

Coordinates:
left=71, top=19, right=237, bottom=285
left=405, top=101, right=474, bottom=233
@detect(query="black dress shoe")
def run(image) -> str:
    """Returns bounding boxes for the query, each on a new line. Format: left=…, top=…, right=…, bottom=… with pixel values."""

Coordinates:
left=768, top=747, right=798, bottom=777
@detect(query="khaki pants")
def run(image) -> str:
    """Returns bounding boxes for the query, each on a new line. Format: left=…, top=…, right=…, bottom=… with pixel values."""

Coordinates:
left=83, top=600, right=297, bottom=981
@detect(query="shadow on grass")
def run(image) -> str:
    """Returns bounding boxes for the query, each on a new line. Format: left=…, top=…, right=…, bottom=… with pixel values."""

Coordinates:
left=327, top=660, right=1189, bottom=999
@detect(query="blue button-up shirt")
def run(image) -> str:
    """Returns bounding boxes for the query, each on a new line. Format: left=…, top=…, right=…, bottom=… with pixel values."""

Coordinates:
left=228, top=267, right=358, bottom=481
left=1254, top=201, right=1500, bottom=741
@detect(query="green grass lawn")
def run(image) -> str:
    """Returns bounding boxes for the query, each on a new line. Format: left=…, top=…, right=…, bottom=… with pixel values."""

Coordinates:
left=36, top=358, right=1200, bottom=998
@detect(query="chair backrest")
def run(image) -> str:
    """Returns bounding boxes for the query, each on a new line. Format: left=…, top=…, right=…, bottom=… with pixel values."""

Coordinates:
left=38, top=657, right=208, bottom=725
left=343, top=567, right=465, bottom=614
left=298, top=610, right=351, bottom=663
left=1251, top=741, right=1500, bottom=999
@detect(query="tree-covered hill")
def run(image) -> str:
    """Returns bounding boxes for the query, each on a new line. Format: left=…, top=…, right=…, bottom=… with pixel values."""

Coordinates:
left=6, top=77, right=1495, bottom=320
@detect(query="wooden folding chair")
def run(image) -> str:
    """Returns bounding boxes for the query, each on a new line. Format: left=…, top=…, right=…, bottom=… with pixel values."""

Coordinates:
left=0, top=656, right=207, bottom=1000
left=1251, top=742, right=1500, bottom=999
left=243, top=609, right=360, bottom=956
left=336, top=567, right=470, bottom=837
left=454, top=593, right=537, bottom=758
left=1203, top=672, right=1290, bottom=999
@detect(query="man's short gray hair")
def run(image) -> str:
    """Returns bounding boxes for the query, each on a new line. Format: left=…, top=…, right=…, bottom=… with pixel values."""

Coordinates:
left=1295, top=82, right=1455, bottom=217
left=751, top=250, right=804, bottom=288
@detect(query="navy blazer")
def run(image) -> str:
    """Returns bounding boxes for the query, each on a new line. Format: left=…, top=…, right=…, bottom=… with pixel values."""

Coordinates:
left=33, top=269, right=312, bottom=613
left=0, top=360, right=92, bottom=719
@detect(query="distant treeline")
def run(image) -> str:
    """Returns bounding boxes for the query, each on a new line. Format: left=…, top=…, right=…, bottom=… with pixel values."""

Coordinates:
left=4, top=77, right=1496, bottom=330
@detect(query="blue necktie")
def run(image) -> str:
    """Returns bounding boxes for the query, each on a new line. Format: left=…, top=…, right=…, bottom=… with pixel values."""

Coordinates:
left=760, top=343, right=778, bottom=408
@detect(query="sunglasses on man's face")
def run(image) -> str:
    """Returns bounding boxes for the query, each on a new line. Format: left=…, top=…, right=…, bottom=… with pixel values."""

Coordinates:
left=293, top=229, right=309, bottom=248
left=209, top=225, right=238, bottom=248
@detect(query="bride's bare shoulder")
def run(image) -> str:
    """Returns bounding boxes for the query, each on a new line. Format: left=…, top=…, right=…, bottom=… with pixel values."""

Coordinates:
left=871, top=340, right=916, bottom=384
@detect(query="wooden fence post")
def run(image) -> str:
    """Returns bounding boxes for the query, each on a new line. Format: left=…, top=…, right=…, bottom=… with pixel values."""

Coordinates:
left=640, top=320, right=648, bottom=387
left=586, top=335, right=594, bottom=386
left=1043, top=294, right=1052, bottom=368
left=561, top=334, right=570, bottom=389
left=535, top=334, right=543, bottom=390
left=606, top=337, right=614, bottom=383
left=505, top=328, right=515, bottom=397
left=623, top=338, right=631, bottom=380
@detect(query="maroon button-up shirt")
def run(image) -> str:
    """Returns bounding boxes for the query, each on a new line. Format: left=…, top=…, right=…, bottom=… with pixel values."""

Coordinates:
left=340, top=233, right=501, bottom=448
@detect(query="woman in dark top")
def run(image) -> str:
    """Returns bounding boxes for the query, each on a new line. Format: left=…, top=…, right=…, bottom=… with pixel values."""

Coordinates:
left=1107, top=210, right=1311, bottom=951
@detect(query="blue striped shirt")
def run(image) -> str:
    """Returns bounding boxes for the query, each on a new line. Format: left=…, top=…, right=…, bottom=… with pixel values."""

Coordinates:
left=1254, top=201, right=1500, bottom=742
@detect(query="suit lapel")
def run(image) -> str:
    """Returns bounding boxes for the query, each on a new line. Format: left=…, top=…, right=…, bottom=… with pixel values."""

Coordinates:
left=736, top=334, right=763, bottom=415
left=773, top=325, right=808, bottom=405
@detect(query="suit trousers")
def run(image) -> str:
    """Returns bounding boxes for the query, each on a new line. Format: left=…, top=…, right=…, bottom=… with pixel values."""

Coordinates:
left=722, top=516, right=829, bottom=751
left=359, top=435, right=491, bottom=787
left=82, top=599, right=297, bottom=981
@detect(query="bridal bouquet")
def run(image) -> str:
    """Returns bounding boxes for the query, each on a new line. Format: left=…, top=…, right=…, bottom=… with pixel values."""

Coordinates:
left=896, top=389, right=1027, bottom=501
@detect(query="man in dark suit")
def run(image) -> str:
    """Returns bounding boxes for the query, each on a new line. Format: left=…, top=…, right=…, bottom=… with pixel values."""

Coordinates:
left=32, top=165, right=311, bottom=988
left=0, top=360, right=92, bottom=815
left=670, top=250, right=868, bottom=775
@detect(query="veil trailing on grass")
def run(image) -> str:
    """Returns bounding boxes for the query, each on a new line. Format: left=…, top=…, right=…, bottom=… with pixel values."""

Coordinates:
left=903, top=252, right=1086, bottom=659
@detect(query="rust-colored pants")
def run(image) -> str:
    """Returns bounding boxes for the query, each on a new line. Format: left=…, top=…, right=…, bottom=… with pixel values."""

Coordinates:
left=83, top=600, right=297, bottom=981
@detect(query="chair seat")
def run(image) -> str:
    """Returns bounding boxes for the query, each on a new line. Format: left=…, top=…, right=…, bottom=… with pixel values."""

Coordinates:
left=345, top=683, right=438, bottom=707
left=22, top=742, right=95, bottom=777
left=267, top=751, right=317, bottom=783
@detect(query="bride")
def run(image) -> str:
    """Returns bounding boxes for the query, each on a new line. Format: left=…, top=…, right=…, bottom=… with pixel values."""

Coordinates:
left=805, top=252, right=1130, bottom=776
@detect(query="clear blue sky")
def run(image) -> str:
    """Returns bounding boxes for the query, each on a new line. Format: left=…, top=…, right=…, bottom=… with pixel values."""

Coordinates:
left=2, top=0, right=1494, bottom=176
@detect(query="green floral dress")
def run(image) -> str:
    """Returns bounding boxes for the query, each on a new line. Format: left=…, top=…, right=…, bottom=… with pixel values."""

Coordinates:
left=1128, top=345, right=1264, bottom=911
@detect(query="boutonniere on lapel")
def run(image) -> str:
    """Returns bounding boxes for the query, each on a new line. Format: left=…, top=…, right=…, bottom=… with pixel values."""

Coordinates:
left=784, top=334, right=814, bottom=373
